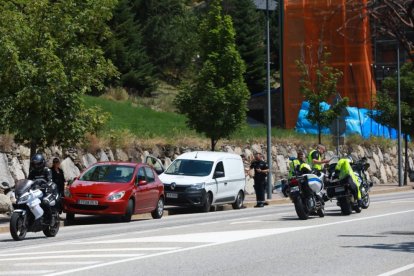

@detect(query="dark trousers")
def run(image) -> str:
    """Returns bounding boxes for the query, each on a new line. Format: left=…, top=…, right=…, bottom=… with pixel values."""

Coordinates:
left=254, top=179, right=266, bottom=203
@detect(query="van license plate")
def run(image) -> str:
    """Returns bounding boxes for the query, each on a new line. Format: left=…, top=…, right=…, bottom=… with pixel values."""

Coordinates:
left=335, top=187, right=345, bottom=193
left=166, top=193, right=178, bottom=199
left=78, top=200, right=98, bottom=205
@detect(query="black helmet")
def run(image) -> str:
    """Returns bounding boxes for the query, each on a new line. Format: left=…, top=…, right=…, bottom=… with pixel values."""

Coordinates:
left=31, top=153, right=46, bottom=172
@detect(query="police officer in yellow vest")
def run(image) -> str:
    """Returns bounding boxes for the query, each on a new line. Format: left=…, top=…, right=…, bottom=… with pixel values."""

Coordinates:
left=308, top=144, right=330, bottom=173
left=335, top=156, right=362, bottom=206
left=288, top=151, right=306, bottom=179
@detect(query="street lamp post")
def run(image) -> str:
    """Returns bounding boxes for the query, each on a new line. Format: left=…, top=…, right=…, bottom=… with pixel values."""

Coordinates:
left=265, top=0, right=272, bottom=199
left=397, top=45, right=402, bottom=186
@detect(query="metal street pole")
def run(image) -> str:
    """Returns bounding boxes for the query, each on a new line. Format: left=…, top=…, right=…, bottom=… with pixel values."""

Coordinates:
left=397, top=45, right=402, bottom=186
left=266, top=0, right=272, bottom=199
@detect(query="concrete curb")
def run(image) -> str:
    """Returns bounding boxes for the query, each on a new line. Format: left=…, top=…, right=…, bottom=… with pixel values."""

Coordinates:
left=0, top=185, right=412, bottom=234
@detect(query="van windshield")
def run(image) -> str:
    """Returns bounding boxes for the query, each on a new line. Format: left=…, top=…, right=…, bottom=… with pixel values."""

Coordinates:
left=164, top=159, right=214, bottom=177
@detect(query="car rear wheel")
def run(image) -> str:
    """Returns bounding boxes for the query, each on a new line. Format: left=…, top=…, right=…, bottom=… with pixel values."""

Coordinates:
left=151, top=197, right=164, bottom=219
left=232, top=191, right=244, bottom=209
left=121, top=199, right=134, bottom=222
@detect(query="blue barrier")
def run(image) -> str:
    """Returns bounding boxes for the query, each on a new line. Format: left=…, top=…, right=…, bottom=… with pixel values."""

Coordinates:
left=295, top=101, right=403, bottom=139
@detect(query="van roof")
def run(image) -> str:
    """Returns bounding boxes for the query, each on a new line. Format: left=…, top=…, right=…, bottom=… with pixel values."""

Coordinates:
left=176, top=151, right=241, bottom=162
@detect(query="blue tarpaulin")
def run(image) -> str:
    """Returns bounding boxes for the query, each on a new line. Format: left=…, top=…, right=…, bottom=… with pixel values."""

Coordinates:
left=295, top=101, right=401, bottom=139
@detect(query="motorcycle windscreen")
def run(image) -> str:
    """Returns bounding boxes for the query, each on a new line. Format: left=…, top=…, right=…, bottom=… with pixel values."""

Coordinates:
left=14, top=179, right=34, bottom=197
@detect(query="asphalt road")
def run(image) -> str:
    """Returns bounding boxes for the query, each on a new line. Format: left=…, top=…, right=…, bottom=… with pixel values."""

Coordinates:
left=0, top=191, right=413, bottom=276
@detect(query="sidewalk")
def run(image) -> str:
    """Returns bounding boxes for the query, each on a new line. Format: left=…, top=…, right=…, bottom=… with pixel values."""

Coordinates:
left=0, top=184, right=412, bottom=233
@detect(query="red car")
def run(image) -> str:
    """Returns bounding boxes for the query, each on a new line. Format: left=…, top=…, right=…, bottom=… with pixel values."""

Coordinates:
left=63, top=162, right=165, bottom=222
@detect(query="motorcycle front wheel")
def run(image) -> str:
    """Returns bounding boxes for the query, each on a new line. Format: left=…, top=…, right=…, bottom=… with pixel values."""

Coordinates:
left=10, top=213, right=27, bottom=241
left=294, top=197, right=309, bottom=220
left=361, top=192, right=370, bottom=209
left=43, top=211, right=60, bottom=237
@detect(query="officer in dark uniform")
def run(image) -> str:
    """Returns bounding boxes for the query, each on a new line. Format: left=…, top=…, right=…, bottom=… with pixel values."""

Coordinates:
left=51, top=157, right=65, bottom=197
left=250, top=153, right=269, bottom=208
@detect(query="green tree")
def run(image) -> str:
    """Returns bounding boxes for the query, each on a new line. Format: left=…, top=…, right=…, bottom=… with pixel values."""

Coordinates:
left=0, top=0, right=117, bottom=156
left=223, top=0, right=266, bottom=93
left=296, top=46, right=349, bottom=143
left=371, top=63, right=414, bottom=185
left=175, top=0, right=250, bottom=151
left=105, top=0, right=157, bottom=96
left=132, top=0, right=198, bottom=81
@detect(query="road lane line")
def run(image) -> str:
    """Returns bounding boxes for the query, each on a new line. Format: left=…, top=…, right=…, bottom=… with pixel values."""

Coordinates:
left=0, top=248, right=181, bottom=257
left=13, top=262, right=100, bottom=266
left=0, top=271, right=55, bottom=275
left=377, top=263, right=414, bottom=276
left=0, top=254, right=145, bottom=262
left=45, top=209, right=414, bottom=276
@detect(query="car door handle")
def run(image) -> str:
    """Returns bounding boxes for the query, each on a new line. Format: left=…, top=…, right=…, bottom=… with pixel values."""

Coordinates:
left=224, top=182, right=228, bottom=185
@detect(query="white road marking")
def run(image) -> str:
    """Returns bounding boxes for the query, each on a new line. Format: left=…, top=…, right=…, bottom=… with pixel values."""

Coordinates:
left=0, top=271, right=54, bottom=275
left=390, top=200, right=414, bottom=204
left=230, top=220, right=271, bottom=224
left=0, top=247, right=180, bottom=257
left=13, top=262, right=100, bottom=266
left=377, top=263, right=414, bottom=276
left=0, top=254, right=145, bottom=262
left=45, top=209, right=414, bottom=276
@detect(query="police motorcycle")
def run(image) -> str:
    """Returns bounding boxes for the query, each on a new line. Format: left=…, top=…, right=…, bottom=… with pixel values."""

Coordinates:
left=352, top=157, right=372, bottom=209
left=10, top=179, right=60, bottom=241
left=286, top=167, right=326, bottom=220
left=325, top=158, right=361, bottom=215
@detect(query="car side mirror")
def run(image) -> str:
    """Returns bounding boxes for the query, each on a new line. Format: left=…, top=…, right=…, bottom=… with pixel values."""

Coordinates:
left=155, top=168, right=164, bottom=175
left=214, top=171, right=225, bottom=179
left=138, top=180, right=147, bottom=186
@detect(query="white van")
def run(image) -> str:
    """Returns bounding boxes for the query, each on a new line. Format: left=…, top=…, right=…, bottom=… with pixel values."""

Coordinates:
left=158, top=151, right=246, bottom=212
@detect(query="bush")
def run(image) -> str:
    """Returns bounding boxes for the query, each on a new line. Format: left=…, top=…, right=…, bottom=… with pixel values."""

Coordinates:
left=101, top=87, right=129, bottom=102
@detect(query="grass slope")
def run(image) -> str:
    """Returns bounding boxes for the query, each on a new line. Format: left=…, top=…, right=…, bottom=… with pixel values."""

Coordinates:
left=84, top=95, right=329, bottom=146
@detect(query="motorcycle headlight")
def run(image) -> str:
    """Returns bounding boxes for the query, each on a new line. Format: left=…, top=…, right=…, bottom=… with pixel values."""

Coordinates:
left=108, top=191, right=125, bottom=201
left=64, top=189, right=71, bottom=198
left=193, top=182, right=205, bottom=189
left=18, top=193, right=30, bottom=203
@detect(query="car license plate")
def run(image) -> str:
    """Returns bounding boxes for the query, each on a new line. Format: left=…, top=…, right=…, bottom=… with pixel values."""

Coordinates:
left=166, top=192, right=178, bottom=199
left=335, top=187, right=345, bottom=193
left=78, top=200, right=98, bottom=205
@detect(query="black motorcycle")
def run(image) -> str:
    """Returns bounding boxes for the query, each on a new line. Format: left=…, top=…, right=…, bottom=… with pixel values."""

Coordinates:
left=10, top=179, right=60, bottom=241
left=352, top=157, right=373, bottom=209
left=288, top=174, right=325, bottom=220
left=325, top=163, right=361, bottom=215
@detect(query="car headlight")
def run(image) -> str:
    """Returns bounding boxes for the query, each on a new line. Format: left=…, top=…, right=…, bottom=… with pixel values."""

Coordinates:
left=193, top=182, right=205, bottom=189
left=108, top=191, right=125, bottom=201
left=64, top=189, right=71, bottom=198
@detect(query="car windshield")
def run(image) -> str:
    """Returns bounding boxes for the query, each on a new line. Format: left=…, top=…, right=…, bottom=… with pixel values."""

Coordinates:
left=80, top=165, right=135, bottom=183
left=164, top=159, right=214, bottom=177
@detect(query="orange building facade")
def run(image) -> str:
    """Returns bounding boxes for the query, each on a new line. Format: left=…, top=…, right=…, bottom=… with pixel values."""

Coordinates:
left=283, top=0, right=376, bottom=128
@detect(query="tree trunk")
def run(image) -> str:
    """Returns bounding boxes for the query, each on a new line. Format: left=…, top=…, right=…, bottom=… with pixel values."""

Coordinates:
left=318, top=124, right=322, bottom=144
left=211, top=138, right=217, bottom=152
left=29, top=141, right=38, bottom=172
left=404, top=134, right=408, bottom=186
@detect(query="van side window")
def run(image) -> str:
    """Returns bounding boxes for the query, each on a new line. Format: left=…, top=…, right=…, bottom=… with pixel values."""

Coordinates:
left=214, top=161, right=225, bottom=177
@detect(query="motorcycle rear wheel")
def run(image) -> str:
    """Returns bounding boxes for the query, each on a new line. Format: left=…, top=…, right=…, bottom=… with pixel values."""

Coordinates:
left=339, top=197, right=352, bottom=216
left=10, top=213, right=27, bottom=241
left=294, top=198, right=309, bottom=220
left=43, top=212, right=60, bottom=237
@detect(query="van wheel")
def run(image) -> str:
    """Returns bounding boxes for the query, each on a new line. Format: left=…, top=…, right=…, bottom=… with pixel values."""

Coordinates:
left=232, top=191, right=244, bottom=209
left=201, top=192, right=212, bottom=213
left=121, top=199, right=134, bottom=222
